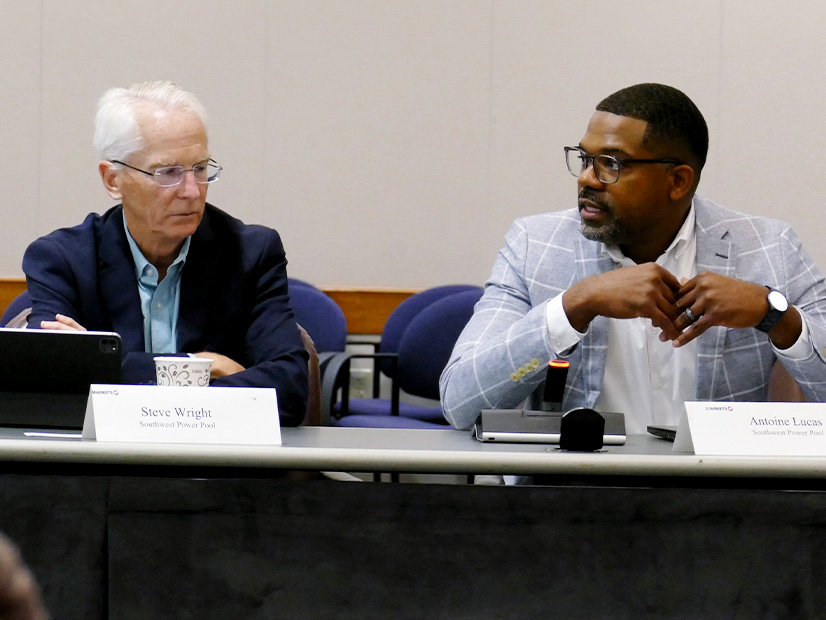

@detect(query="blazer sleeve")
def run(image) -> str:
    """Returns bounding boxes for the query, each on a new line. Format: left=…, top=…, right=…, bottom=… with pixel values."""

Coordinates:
left=207, top=227, right=309, bottom=427
left=773, top=225, right=826, bottom=399
left=23, top=224, right=163, bottom=388
left=24, top=234, right=85, bottom=329
left=439, top=219, right=559, bottom=430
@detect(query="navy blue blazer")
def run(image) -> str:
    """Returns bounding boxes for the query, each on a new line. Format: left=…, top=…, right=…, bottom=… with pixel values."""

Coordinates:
left=22, top=204, right=309, bottom=426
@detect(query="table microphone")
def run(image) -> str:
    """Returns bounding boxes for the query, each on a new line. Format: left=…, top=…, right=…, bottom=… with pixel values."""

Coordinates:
left=540, top=360, right=569, bottom=412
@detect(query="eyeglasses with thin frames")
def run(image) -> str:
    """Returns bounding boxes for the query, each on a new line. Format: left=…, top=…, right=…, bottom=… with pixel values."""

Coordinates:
left=564, top=146, right=682, bottom=184
left=110, top=159, right=222, bottom=187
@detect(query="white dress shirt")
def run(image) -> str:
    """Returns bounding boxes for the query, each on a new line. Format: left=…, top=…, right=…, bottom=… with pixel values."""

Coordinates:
left=124, top=219, right=190, bottom=354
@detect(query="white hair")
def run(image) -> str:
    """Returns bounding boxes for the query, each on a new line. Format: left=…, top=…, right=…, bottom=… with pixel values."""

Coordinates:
left=93, top=80, right=209, bottom=162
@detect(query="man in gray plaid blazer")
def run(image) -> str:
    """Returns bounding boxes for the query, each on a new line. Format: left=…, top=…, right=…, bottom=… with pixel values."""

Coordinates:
left=440, top=84, right=826, bottom=433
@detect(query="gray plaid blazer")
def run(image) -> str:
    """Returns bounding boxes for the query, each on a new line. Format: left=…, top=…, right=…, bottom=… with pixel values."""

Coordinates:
left=440, top=196, right=826, bottom=430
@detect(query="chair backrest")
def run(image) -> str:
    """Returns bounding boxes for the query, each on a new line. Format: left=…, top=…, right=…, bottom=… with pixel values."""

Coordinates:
left=1, top=290, right=32, bottom=327
left=396, top=287, right=483, bottom=400
left=288, top=278, right=316, bottom=290
left=288, top=280, right=347, bottom=353
left=378, top=284, right=481, bottom=378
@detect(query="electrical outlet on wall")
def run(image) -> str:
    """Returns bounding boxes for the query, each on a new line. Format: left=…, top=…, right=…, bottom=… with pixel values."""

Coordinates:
left=350, top=368, right=372, bottom=399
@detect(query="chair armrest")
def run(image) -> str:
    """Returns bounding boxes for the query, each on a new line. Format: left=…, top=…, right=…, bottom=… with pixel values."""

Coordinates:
left=318, top=352, right=400, bottom=425
left=4, top=307, right=31, bottom=329
left=343, top=339, right=382, bottom=396
left=345, top=338, right=379, bottom=349
left=319, top=352, right=351, bottom=426
left=317, top=351, right=338, bottom=374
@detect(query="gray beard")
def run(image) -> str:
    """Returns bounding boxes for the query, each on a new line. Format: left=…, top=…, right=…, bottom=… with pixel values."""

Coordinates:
left=580, top=218, right=624, bottom=245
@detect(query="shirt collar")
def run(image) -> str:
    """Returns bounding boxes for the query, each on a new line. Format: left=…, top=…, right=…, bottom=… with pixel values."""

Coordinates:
left=602, top=198, right=696, bottom=267
left=122, top=216, right=191, bottom=281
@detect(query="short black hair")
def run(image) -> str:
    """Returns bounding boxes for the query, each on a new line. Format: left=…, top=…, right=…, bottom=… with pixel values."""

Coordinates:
left=596, top=83, right=708, bottom=171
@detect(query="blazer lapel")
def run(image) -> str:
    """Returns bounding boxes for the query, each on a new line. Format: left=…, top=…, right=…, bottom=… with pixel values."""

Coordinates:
left=694, top=201, right=735, bottom=399
left=574, top=236, right=614, bottom=405
left=177, top=210, right=216, bottom=351
left=98, top=208, right=145, bottom=353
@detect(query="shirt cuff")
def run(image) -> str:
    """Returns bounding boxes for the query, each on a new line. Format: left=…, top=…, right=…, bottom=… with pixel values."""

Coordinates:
left=773, top=308, right=812, bottom=360
left=545, top=292, right=586, bottom=355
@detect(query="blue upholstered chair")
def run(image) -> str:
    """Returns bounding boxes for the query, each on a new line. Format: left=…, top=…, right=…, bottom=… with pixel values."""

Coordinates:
left=1, top=290, right=31, bottom=327
left=288, top=279, right=347, bottom=355
left=287, top=279, right=349, bottom=426
left=349, top=283, right=481, bottom=411
left=320, top=285, right=482, bottom=428
left=397, top=289, right=484, bottom=403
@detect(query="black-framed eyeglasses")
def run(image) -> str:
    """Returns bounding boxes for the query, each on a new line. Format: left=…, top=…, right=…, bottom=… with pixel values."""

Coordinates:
left=564, top=146, right=682, bottom=184
left=111, top=159, right=222, bottom=187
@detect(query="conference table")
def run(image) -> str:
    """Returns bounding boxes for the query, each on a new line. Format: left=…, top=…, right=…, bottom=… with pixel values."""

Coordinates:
left=3, top=425, right=826, bottom=619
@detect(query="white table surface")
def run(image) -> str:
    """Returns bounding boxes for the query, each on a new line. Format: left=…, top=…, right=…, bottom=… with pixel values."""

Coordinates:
left=0, top=425, right=825, bottom=480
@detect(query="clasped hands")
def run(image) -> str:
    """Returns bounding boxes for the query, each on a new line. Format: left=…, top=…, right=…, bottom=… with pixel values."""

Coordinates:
left=562, top=263, right=790, bottom=348
left=40, top=315, right=245, bottom=378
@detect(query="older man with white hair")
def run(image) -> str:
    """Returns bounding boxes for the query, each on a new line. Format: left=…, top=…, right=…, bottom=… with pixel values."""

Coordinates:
left=22, top=81, right=308, bottom=425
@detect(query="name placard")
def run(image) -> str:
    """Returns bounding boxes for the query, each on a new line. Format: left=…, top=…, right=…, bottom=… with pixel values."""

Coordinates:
left=82, top=384, right=281, bottom=445
left=680, top=401, right=826, bottom=456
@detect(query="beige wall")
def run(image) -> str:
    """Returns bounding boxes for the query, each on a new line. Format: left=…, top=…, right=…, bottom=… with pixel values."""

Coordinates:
left=2, top=1, right=824, bottom=288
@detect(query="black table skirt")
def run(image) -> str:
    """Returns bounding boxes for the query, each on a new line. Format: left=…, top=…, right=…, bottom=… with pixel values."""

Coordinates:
left=5, top=474, right=826, bottom=619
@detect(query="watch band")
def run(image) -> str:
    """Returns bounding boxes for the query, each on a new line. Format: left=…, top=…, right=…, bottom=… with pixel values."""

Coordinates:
left=755, top=287, right=788, bottom=333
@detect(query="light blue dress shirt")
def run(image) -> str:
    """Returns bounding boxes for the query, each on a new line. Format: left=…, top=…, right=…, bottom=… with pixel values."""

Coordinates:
left=123, top=218, right=190, bottom=353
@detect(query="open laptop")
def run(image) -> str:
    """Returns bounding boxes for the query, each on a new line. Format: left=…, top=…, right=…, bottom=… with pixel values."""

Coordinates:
left=0, top=328, right=122, bottom=429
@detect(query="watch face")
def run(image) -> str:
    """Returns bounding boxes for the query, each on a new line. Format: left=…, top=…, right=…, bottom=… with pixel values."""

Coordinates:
left=768, top=289, right=789, bottom=312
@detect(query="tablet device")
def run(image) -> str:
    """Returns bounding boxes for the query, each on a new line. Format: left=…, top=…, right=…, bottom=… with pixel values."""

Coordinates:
left=473, top=409, right=626, bottom=445
left=0, top=328, right=122, bottom=429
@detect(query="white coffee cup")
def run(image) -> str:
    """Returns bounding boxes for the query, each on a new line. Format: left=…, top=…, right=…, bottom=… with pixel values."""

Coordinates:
left=154, top=356, right=213, bottom=387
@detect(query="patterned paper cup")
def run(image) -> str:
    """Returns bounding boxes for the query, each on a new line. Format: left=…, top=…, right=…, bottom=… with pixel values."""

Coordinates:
left=154, top=356, right=213, bottom=387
